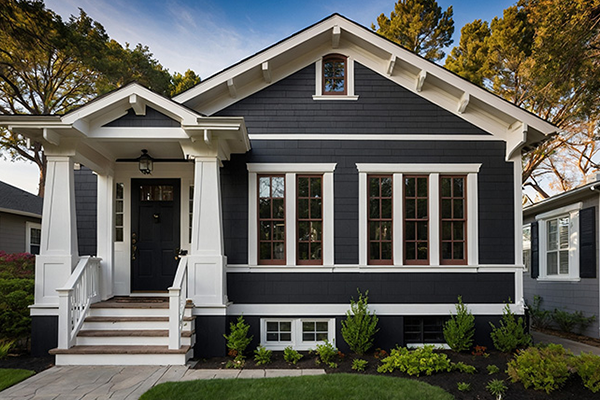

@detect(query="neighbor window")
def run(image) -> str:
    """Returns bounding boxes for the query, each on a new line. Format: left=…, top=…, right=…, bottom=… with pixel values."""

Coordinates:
left=26, top=222, right=41, bottom=255
left=522, top=224, right=531, bottom=271
left=546, top=216, right=570, bottom=275
left=258, top=175, right=286, bottom=264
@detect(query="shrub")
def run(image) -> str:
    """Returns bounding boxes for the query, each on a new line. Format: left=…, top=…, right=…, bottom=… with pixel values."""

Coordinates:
left=576, top=352, right=600, bottom=393
left=457, top=382, right=472, bottom=392
left=253, top=346, right=272, bottom=366
left=225, top=359, right=244, bottom=369
left=0, top=340, right=15, bottom=359
left=507, top=344, right=574, bottom=394
left=489, top=304, right=531, bottom=352
left=0, top=277, right=34, bottom=347
left=527, top=295, right=552, bottom=330
left=341, top=290, right=379, bottom=355
left=443, top=296, right=474, bottom=352
left=552, top=308, right=596, bottom=334
left=472, top=345, right=488, bottom=357
left=283, top=346, right=303, bottom=364
left=223, top=316, right=253, bottom=360
left=486, top=379, right=507, bottom=399
left=453, top=361, right=476, bottom=374
left=315, top=340, right=338, bottom=368
left=373, top=348, right=388, bottom=359
left=487, top=364, right=500, bottom=375
left=377, top=345, right=452, bottom=376
left=0, top=251, right=35, bottom=279
left=351, top=358, right=368, bottom=372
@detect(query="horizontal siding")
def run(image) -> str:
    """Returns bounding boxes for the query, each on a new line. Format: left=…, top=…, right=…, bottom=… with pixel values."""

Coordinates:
left=227, top=272, right=515, bottom=304
left=75, top=166, right=98, bottom=256
left=104, top=107, right=180, bottom=127
left=0, top=212, right=40, bottom=253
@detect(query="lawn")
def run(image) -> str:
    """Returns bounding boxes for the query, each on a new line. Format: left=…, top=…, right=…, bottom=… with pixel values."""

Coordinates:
left=140, top=373, right=453, bottom=400
left=0, top=368, right=35, bottom=391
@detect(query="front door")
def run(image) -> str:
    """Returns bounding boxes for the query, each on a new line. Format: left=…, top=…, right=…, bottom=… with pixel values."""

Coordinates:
left=131, top=179, right=181, bottom=291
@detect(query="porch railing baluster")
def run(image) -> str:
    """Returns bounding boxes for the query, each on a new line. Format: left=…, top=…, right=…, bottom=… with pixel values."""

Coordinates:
left=168, top=256, right=190, bottom=350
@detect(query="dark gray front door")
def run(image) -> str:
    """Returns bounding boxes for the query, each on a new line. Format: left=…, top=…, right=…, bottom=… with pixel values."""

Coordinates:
left=131, top=179, right=180, bottom=291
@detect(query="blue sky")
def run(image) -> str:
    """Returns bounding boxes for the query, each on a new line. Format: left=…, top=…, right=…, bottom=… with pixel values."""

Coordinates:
left=1, top=0, right=516, bottom=194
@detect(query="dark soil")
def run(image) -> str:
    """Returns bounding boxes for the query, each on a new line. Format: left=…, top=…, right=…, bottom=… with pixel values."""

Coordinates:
left=194, top=349, right=598, bottom=399
left=0, top=354, right=55, bottom=373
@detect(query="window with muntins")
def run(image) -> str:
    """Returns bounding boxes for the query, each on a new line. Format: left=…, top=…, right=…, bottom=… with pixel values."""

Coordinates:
left=368, top=176, right=393, bottom=264
left=440, top=176, right=466, bottom=265
left=27, top=223, right=41, bottom=255
left=322, top=54, right=346, bottom=95
left=297, top=176, right=323, bottom=264
left=404, top=316, right=447, bottom=344
left=404, top=176, right=429, bottom=264
left=523, top=224, right=531, bottom=271
left=261, top=318, right=334, bottom=350
left=258, top=175, right=286, bottom=264
left=546, top=215, right=570, bottom=276
left=115, top=182, right=124, bottom=242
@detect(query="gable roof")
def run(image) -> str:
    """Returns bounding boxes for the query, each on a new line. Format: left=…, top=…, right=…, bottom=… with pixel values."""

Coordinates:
left=174, top=13, right=556, bottom=159
left=0, top=181, right=42, bottom=218
left=524, top=179, right=600, bottom=217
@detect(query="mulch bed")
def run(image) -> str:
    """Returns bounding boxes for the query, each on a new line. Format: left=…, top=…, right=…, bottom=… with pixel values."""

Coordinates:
left=194, top=349, right=596, bottom=399
left=0, top=354, right=55, bottom=373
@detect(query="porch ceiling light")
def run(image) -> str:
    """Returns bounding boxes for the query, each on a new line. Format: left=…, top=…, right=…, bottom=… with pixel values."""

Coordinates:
left=137, top=149, right=154, bottom=175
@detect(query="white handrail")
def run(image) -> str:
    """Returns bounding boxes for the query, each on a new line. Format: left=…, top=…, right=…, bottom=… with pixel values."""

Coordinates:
left=56, top=256, right=102, bottom=349
left=168, top=256, right=189, bottom=349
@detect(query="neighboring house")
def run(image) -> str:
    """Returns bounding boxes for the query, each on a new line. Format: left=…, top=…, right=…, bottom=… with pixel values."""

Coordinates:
left=0, top=180, right=42, bottom=254
left=523, top=180, right=599, bottom=338
left=0, top=14, right=556, bottom=365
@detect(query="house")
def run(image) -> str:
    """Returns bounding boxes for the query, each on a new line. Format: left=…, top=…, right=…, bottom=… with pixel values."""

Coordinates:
left=523, top=180, right=599, bottom=338
left=0, top=14, right=556, bottom=365
left=0, top=180, right=42, bottom=254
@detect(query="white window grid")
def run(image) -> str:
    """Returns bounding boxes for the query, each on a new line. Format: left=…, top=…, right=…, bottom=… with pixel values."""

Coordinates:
left=261, top=318, right=335, bottom=351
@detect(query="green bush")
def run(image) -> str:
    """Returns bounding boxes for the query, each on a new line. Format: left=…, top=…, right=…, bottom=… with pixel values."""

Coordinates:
left=315, top=340, right=338, bottom=368
left=0, top=252, right=35, bottom=279
left=443, top=296, right=474, bottom=352
left=576, top=352, right=600, bottom=393
left=456, top=382, right=471, bottom=392
left=527, top=295, right=552, bottom=330
left=489, top=304, right=531, bottom=352
left=341, top=290, right=379, bottom=355
left=253, top=346, right=272, bottom=366
left=223, top=316, right=253, bottom=360
left=507, top=344, right=574, bottom=394
left=0, top=277, right=34, bottom=347
left=453, top=361, right=476, bottom=374
left=552, top=308, right=596, bottom=334
left=486, top=364, right=500, bottom=375
left=377, top=346, right=452, bottom=376
left=351, top=358, right=368, bottom=372
left=0, top=340, right=15, bottom=359
left=486, top=379, right=507, bottom=399
left=283, top=346, right=303, bottom=364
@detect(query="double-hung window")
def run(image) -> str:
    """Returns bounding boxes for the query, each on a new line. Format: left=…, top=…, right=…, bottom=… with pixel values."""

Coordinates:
left=248, top=164, right=336, bottom=267
left=26, top=222, right=41, bottom=255
left=536, top=202, right=581, bottom=280
left=522, top=224, right=531, bottom=272
left=357, top=164, right=480, bottom=267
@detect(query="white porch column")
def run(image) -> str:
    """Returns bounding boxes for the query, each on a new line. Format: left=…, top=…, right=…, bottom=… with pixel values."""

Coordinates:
left=97, top=173, right=114, bottom=300
left=188, top=157, right=227, bottom=306
left=35, top=155, right=79, bottom=306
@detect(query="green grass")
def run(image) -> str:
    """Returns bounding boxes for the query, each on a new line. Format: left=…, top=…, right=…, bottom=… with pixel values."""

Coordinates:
left=140, top=373, right=453, bottom=400
left=0, top=368, right=35, bottom=391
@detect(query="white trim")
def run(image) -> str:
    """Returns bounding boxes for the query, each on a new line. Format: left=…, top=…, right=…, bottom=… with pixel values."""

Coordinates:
left=25, top=221, right=41, bottom=254
left=429, top=174, right=440, bottom=266
left=312, top=95, right=359, bottom=101
left=358, top=172, right=367, bottom=266
left=392, top=173, right=403, bottom=266
left=248, top=164, right=337, bottom=267
left=229, top=303, right=523, bottom=316
left=535, top=202, right=583, bottom=221
left=357, top=163, right=481, bottom=174
left=467, top=173, right=479, bottom=264
left=247, top=134, right=499, bottom=141
left=0, top=208, right=41, bottom=219
left=226, top=264, right=521, bottom=273
left=260, top=318, right=335, bottom=351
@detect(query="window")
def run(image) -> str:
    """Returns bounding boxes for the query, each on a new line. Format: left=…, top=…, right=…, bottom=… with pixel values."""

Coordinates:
left=258, top=175, right=286, bottom=264
left=313, top=54, right=358, bottom=100
left=115, top=183, right=124, bottom=242
left=405, top=316, right=447, bottom=344
left=297, top=176, right=323, bottom=264
left=248, top=164, right=336, bottom=267
left=26, top=222, right=41, bottom=255
left=522, top=224, right=531, bottom=272
left=357, top=164, right=480, bottom=267
left=404, top=176, right=428, bottom=264
left=440, top=176, right=466, bottom=265
left=261, top=318, right=334, bottom=350
left=536, top=202, right=581, bottom=281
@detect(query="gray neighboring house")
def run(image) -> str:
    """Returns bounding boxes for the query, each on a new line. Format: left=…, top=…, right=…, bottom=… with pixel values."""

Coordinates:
left=523, top=180, right=599, bottom=338
left=0, top=180, right=43, bottom=254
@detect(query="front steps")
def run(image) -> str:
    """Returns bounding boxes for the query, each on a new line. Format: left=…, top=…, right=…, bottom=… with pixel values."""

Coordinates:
left=50, top=297, right=195, bottom=365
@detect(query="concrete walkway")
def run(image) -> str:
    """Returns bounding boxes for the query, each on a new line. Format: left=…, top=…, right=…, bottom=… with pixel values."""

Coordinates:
left=532, top=330, right=600, bottom=355
left=0, top=366, right=326, bottom=400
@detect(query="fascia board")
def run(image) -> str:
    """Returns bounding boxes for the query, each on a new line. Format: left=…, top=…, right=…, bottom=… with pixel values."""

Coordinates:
left=0, top=207, right=41, bottom=219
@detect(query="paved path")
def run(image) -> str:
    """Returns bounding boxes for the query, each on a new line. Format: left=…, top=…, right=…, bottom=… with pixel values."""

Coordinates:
left=532, top=330, right=600, bottom=355
left=0, top=366, right=326, bottom=400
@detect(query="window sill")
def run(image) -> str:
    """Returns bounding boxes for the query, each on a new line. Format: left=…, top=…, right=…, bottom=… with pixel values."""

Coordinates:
left=312, top=95, right=359, bottom=101
left=536, top=276, right=581, bottom=282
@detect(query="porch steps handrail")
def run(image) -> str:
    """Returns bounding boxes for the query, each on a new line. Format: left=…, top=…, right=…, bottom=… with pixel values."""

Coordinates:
left=56, top=256, right=102, bottom=349
left=168, top=256, right=189, bottom=350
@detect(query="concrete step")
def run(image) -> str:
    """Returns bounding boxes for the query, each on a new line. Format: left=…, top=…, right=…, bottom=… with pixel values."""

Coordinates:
left=75, top=329, right=195, bottom=346
left=50, top=345, right=193, bottom=366
left=82, top=316, right=194, bottom=331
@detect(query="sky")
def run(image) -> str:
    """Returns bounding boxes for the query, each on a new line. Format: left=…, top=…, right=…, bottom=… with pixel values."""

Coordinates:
left=0, top=0, right=516, bottom=195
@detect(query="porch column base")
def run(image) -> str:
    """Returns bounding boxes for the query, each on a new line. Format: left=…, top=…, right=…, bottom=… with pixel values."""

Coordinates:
left=34, top=255, right=78, bottom=306
left=187, top=255, right=227, bottom=306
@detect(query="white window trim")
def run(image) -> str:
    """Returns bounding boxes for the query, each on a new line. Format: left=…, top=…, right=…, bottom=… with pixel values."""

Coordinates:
left=522, top=223, right=531, bottom=272
left=260, top=318, right=336, bottom=351
left=313, top=56, right=359, bottom=100
left=536, top=202, right=582, bottom=281
left=248, top=163, right=336, bottom=267
left=357, top=163, right=480, bottom=266
left=26, top=221, right=41, bottom=254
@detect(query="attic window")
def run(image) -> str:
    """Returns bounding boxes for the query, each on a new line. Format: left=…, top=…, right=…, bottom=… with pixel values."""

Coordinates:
left=323, top=54, right=346, bottom=95
left=313, top=54, right=358, bottom=100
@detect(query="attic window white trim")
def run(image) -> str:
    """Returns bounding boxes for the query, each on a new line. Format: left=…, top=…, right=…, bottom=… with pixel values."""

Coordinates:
left=313, top=55, right=358, bottom=100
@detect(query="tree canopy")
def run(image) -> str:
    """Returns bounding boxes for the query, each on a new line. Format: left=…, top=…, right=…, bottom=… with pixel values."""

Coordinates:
left=372, top=0, right=454, bottom=62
